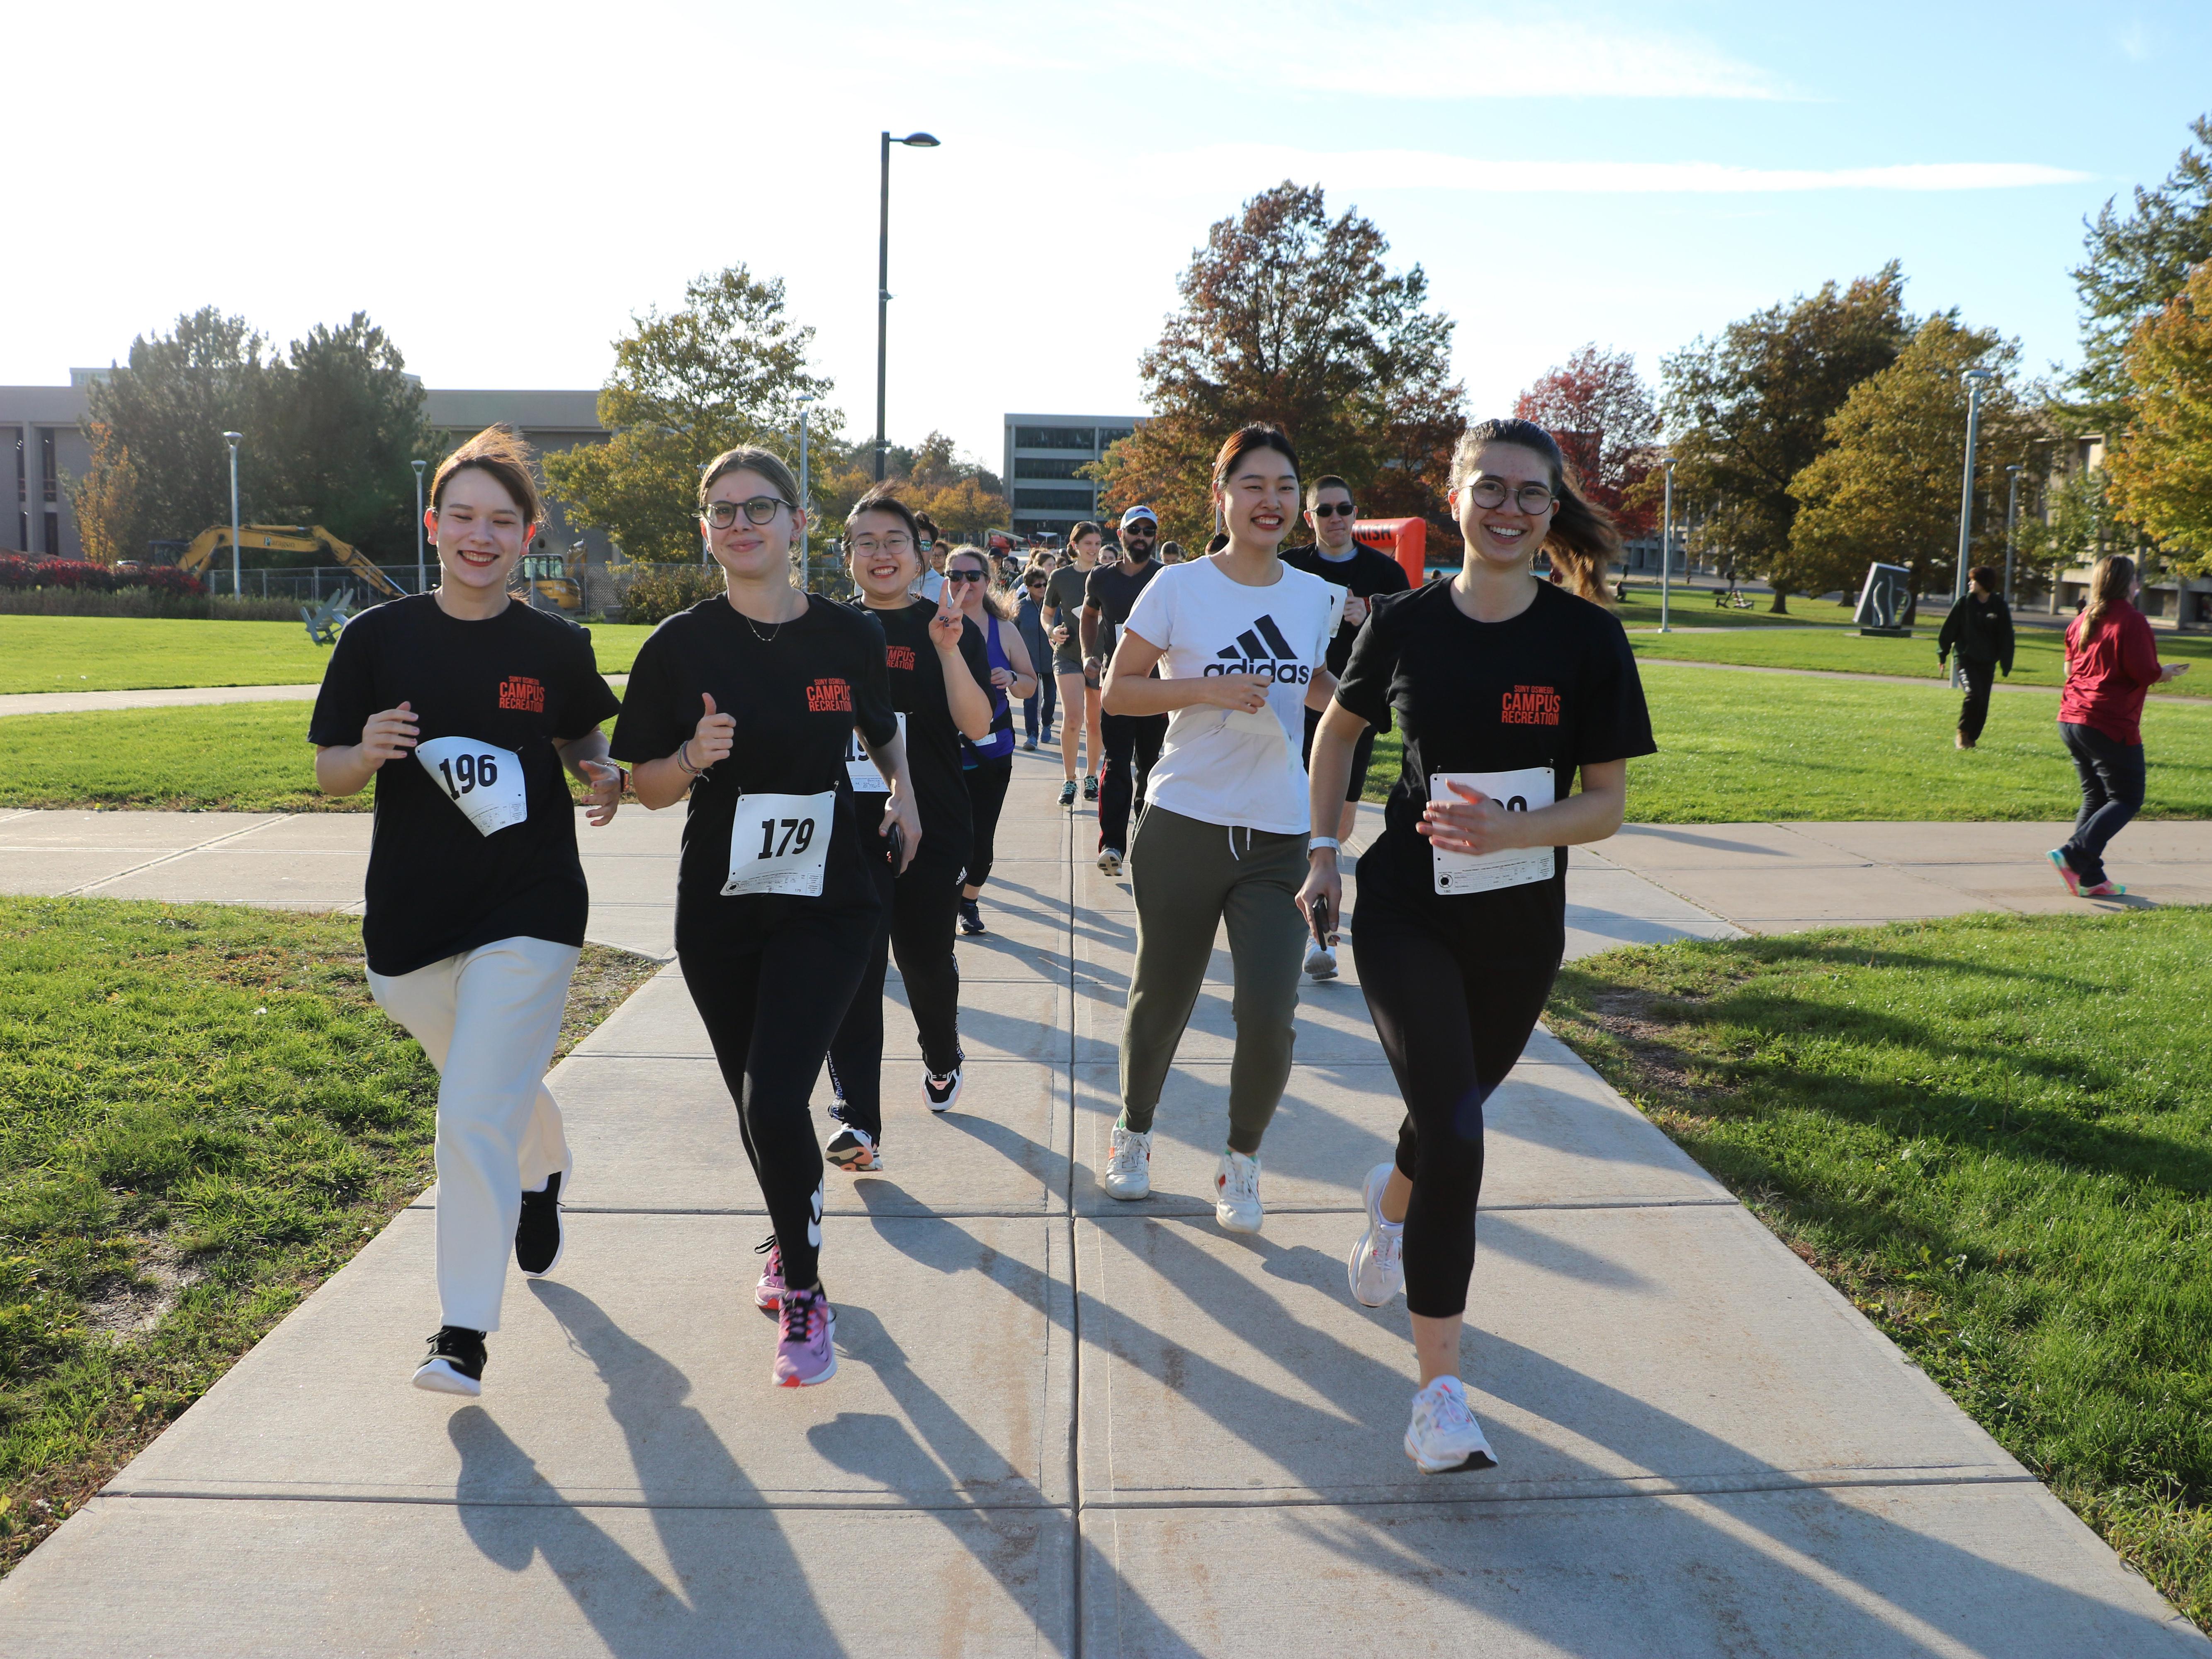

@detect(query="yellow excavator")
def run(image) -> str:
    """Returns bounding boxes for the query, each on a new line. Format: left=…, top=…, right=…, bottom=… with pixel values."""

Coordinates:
left=179, top=524, right=405, bottom=599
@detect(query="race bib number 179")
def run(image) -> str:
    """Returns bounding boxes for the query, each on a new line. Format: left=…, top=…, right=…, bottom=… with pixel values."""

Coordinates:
left=724, top=789, right=837, bottom=898
left=415, top=737, right=528, bottom=837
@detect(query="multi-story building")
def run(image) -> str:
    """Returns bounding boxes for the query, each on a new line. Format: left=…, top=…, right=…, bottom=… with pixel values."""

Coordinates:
left=1002, top=412, right=1144, bottom=542
left=1, top=377, right=612, bottom=565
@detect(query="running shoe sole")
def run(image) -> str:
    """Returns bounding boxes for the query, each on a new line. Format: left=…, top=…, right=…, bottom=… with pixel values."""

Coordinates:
left=1098, top=849, right=1123, bottom=876
left=1404, top=1430, right=1497, bottom=1475
left=1303, top=943, right=1337, bottom=981
left=411, top=1358, right=482, bottom=1398
left=826, top=1138, right=883, bottom=1173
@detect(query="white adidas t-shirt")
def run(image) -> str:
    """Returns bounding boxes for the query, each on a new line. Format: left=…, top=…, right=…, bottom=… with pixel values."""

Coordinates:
left=1121, top=555, right=1342, bottom=834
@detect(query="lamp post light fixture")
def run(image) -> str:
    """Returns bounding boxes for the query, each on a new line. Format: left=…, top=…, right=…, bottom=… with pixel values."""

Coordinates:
left=412, top=458, right=428, bottom=595
left=1660, top=455, right=1677, bottom=634
left=222, top=432, right=244, bottom=598
left=2002, top=463, right=2022, bottom=610
left=875, top=129, right=941, bottom=483
left=1952, top=368, right=1994, bottom=687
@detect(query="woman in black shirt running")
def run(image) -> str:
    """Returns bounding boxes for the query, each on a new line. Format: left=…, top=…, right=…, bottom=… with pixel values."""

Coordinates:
left=824, top=488, right=994, bottom=1163
left=613, top=448, right=916, bottom=1389
left=1299, top=417, right=1655, bottom=1475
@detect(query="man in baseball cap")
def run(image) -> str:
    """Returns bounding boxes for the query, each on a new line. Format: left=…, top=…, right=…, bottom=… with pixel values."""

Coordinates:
left=1082, top=505, right=1168, bottom=874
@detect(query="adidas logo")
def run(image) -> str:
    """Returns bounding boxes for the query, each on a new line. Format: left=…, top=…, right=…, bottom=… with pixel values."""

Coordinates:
left=1206, top=614, right=1312, bottom=682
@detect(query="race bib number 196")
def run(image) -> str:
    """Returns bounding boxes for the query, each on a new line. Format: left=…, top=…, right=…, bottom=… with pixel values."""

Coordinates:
left=415, top=736, right=528, bottom=837
left=1430, top=767, right=1554, bottom=895
left=724, top=789, right=837, bottom=898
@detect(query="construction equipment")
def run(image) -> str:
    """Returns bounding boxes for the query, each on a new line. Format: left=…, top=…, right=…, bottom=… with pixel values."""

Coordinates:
left=177, top=524, right=404, bottom=600
left=519, top=550, right=583, bottom=613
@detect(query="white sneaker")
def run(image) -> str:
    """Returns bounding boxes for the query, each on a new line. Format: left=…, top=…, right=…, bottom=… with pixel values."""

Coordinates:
left=1098, top=847, right=1123, bottom=876
left=1213, top=1149, right=1264, bottom=1234
left=1303, top=940, right=1338, bottom=981
left=1102, top=1123, right=1153, bottom=1199
left=1404, top=1376, right=1497, bottom=1474
left=1346, top=1162, right=1404, bottom=1307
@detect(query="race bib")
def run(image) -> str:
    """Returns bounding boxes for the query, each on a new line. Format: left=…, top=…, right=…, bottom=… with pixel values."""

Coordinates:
left=724, top=790, right=836, bottom=898
left=844, top=713, right=908, bottom=793
left=1430, top=768, right=1554, bottom=895
left=416, top=737, right=527, bottom=837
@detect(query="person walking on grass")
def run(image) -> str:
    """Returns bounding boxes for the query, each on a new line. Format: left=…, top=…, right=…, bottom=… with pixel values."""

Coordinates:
left=1098, top=425, right=1340, bottom=1233
left=1044, top=523, right=1106, bottom=805
left=309, top=425, right=625, bottom=1398
left=1937, top=565, right=2014, bottom=750
left=2049, top=554, right=2188, bottom=899
left=613, top=446, right=917, bottom=1388
left=1299, top=417, right=1653, bottom=1476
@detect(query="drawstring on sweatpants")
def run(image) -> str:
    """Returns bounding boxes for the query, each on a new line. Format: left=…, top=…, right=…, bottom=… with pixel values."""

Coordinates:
left=1227, top=825, right=1251, bottom=863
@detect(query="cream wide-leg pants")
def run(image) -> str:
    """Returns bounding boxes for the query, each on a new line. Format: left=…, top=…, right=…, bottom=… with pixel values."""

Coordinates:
left=368, top=936, right=577, bottom=1333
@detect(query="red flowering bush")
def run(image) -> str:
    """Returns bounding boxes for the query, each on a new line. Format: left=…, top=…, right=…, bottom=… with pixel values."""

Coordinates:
left=0, top=558, right=115, bottom=591
left=134, top=566, right=207, bottom=596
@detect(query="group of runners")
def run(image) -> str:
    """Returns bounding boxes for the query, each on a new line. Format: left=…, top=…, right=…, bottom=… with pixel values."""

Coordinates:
left=311, top=413, right=1654, bottom=1474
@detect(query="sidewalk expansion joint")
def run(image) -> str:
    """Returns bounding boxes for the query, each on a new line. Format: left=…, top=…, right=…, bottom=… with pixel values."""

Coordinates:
left=96, top=1488, right=1077, bottom=1514
left=62, top=812, right=297, bottom=898
left=1075, top=1469, right=2042, bottom=1513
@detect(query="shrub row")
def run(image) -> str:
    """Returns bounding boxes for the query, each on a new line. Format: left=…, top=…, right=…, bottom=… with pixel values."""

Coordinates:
left=621, top=562, right=727, bottom=625
left=0, top=556, right=206, bottom=596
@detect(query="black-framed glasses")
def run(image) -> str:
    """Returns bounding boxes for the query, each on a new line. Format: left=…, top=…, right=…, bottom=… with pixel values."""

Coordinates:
left=704, top=496, right=791, bottom=528
left=848, top=531, right=914, bottom=555
left=1310, top=501, right=1356, bottom=518
left=1464, top=478, right=1555, bottom=514
left=945, top=569, right=987, bottom=585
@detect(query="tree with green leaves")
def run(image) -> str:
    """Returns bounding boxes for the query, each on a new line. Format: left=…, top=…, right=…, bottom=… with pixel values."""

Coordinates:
left=2108, top=261, right=2212, bottom=574
left=1785, top=315, right=2047, bottom=601
left=269, top=315, right=435, bottom=558
left=2070, top=114, right=2212, bottom=431
left=544, top=266, right=837, bottom=562
left=1089, top=182, right=1464, bottom=548
left=1659, top=264, right=1913, bottom=611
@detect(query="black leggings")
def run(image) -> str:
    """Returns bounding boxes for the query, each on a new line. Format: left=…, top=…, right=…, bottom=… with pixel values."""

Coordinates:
left=963, top=757, right=1014, bottom=890
left=1957, top=658, right=1995, bottom=743
left=1352, top=889, right=1558, bottom=1319
left=826, top=847, right=966, bottom=1136
left=1099, top=711, right=1166, bottom=852
left=678, top=898, right=878, bottom=1292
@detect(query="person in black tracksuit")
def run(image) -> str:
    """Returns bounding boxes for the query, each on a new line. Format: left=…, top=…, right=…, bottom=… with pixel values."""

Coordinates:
left=1937, top=566, right=2015, bottom=749
left=1083, top=506, right=1167, bottom=871
left=1300, top=417, right=1654, bottom=1477
left=825, top=490, right=996, bottom=1158
left=614, top=447, right=917, bottom=1390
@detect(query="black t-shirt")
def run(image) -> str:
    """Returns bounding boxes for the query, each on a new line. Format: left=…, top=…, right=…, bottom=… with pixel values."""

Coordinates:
left=608, top=595, right=898, bottom=917
left=1084, top=558, right=1162, bottom=665
left=307, top=594, right=621, bottom=978
left=853, top=599, right=994, bottom=860
left=1334, top=579, right=1655, bottom=941
left=1281, top=543, right=1413, bottom=675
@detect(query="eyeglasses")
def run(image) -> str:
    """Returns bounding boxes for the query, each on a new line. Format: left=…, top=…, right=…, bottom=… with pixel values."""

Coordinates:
left=1463, top=478, right=1556, bottom=514
left=848, top=532, right=914, bottom=555
left=703, top=496, right=791, bottom=528
left=1310, top=502, right=1356, bottom=518
left=945, top=569, right=987, bottom=585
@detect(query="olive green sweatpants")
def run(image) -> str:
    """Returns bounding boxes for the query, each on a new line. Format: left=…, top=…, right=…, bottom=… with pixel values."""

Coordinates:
left=1119, top=804, right=1308, bottom=1155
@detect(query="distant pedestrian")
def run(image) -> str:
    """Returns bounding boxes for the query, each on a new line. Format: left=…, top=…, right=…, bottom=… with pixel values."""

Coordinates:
left=1159, top=540, right=1185, bottom=565
left=1014, top=565, right=1055, bottom=748
left=2049, top=555, right=2189, bottom=898
left=1937, top=565, right=2015, bottom=749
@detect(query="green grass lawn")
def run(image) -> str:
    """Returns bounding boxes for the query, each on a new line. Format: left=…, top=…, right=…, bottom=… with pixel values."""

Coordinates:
left=0, top=616, right=653, bottom=696
left=1612, top=585, right=1858, bottom=631
left=1544, top=910, right=2212, bottom=1631
left=0, top=896, right=660, bottom=1574
left=1629, top=616, right=2212, bottom=692
left=1363, top=663, right=2212, bottom=821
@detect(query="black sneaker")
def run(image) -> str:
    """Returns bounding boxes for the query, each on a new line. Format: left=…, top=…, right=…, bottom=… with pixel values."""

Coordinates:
left=924, top=1052, right=965, bottom=1113
left=1082, top=774, right=1099, bottom=802
left=413, top=1326, right=486, bottom=1396
left=958, top=898, right=986, bottom=934
left=515, top=1171, right=565, bottom=1277
left=826, top=1104, right=885, bottom=1172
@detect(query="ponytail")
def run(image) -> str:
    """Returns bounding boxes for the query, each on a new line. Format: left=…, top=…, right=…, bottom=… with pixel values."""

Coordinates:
left=1449, top=416, right=1620, bottom=603
left=2076, top=554, right=2134, bottom=642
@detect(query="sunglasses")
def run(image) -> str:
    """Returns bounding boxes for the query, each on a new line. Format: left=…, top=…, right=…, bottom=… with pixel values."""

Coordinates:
left=945, top=569, right=987, bottom=585
left=1309, top=502, right=1356, bottom=518
left=704, top=496, right=791, bottom=528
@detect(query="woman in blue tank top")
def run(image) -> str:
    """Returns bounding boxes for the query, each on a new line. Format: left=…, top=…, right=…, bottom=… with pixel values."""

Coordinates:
left=946, top=546, right=1036, bottom=934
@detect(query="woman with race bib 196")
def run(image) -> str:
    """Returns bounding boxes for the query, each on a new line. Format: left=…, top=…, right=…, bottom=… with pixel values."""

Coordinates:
left=1299, top=417, right=1654, bottom=1474
left=612, top=447, right=918, bottom=1389
left=309, top=425, right=624, bottom=1397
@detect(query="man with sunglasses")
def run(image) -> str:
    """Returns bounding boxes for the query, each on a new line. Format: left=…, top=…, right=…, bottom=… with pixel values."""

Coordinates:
left=1282, top=475, right=1409, bottom=976
left=1082, top=506, right=1168, bottom=875
left=913, top=512, right=945, bottom=601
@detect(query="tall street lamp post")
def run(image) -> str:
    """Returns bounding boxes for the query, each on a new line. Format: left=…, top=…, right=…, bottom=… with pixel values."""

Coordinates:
left=1660, top=455, right=1676, bottom=634
left=412, top=458, right=428, bottom=595
left=875, top=129, right=940, bottom=482
left=222, top=432, right=244, bottom=598
left=1952, top=368, right=1994, bottom=687
left=796, top=394, right=816, bottom=588
left=2002, top=463, right=2022, bottom=610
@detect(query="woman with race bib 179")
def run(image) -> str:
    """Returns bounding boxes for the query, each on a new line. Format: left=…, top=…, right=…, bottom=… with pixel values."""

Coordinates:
left=1299, top=417, right=1654, bottom=1475
left=309, top=425, right=624, bottom=1397
left=612, top=447, right=918, bottom=1389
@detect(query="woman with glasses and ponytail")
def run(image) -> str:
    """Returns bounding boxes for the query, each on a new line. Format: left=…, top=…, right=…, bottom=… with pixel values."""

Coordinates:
left=612, top=448, right=918, bottom=1389
left=1299, top=418, right=1655, bottom=1476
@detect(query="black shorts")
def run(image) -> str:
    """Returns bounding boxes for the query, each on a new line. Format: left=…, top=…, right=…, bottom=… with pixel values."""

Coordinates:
left=1301, top=705, right=1380, bottom=803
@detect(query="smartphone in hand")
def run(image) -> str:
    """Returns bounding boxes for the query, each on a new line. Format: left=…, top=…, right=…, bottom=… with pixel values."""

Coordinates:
left=1310, top=893, right=1332, bottom=946
left=884, top=821, right=906, bottom=871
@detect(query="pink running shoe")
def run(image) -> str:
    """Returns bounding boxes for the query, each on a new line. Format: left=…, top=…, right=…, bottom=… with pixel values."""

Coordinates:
left=2047, top=849, right=2083, bottom=897
left=774, top=1286, right=837, bottom=1387
left=753, top=1235, right=785, bottom=1318
left=2082, top=880, right=2127, bottom=898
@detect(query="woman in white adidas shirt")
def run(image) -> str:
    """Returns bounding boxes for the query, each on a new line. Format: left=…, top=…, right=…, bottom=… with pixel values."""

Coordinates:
left=1096, top=425, right=1339, bottom=1231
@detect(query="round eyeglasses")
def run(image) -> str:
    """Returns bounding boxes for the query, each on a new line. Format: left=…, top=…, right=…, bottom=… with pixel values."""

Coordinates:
left=703, top=496, right=792, bottom=529
left=1463, top=478, right=1556, bottom=515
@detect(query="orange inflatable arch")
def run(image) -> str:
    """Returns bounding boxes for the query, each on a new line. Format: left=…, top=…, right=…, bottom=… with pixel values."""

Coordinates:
left=1352, top=518, right=1429, bottom=587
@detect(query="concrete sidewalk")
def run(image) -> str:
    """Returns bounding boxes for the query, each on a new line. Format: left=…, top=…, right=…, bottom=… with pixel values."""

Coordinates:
left=0, top=676, right=628, bottom=719
left=2, top=760, right=2206, bottom=1654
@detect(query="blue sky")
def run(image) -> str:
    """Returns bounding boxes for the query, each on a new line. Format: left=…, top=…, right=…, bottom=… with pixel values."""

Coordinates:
left=10, top=1, right=2210, bottom=475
